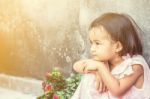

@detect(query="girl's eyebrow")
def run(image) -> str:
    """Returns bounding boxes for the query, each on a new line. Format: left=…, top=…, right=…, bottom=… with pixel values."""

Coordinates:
left=93, top=40, right=101, bottom=42
left=94, top=40, right=101, bottom=41
left=89, top=39, right=101, bottom=43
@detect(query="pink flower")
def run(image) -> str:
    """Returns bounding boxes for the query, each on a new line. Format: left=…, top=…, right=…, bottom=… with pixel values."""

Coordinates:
left=44, top=84, right=52, bottom=92
left=53, top=94, right=59, bottom=99
left=45, top=72, right=51, bottom=80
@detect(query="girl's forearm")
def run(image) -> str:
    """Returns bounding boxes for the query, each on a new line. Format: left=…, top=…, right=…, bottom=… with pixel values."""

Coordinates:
left=73, top=60, right=97, bottom=74
left=97, top=65, right=121, bottom=96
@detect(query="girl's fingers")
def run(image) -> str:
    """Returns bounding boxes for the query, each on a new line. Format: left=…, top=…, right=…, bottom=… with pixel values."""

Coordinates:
left=101, top=82, right=104, bottom=93
left=95, top=72, right=103, bottom=93
left=98, top=81, right=107, bottom=93
left=95, top=74, right=100, bottom=90
left=102, top=85, right=106, bottom=92
left=96, top=80, right=100, bottom=90
left=103, top=83, right=107, bottom=92
left=101, top=82, right=106, bottom=93
left=98, top=81, right=102, bottom=92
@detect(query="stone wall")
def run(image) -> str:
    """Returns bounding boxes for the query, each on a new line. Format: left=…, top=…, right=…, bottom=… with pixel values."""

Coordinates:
left=0, top=0, right=150, bottom=79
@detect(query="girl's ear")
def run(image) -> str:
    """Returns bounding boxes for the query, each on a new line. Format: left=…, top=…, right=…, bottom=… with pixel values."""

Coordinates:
left=115, top=41, right=123, bottom=53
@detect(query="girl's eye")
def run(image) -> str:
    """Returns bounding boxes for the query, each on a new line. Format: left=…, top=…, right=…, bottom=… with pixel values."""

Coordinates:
left=95, top=42, right=101, bottom=45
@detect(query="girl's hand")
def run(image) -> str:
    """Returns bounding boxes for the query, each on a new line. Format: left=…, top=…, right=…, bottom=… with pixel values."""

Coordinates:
left=73, top=59, right=98, bottom=73
left=83, top=59, right=109, bottom=92
left=95, top=72, right=108, bottom=93
left=83, top=59, right=105, bottom=73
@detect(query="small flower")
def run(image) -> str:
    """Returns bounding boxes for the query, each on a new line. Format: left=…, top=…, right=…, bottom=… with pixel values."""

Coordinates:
left=38, top=69, right=81, bottom=99
left=44, top=84, right=52, bottom=92
left=45, top=72, right=51, bottom=80
left=53, top=93, right=59, bottom=99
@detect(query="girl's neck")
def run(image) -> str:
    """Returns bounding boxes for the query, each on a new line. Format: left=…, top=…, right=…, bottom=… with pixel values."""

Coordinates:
left=109, top=55, right=124, bottom=71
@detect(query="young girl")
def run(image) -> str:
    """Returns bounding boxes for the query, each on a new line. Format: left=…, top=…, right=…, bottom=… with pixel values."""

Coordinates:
left=71, top=13, right=150, bottom=99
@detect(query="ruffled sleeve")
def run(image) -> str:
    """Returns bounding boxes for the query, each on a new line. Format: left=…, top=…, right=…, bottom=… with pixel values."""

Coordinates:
left=119, top=64, right=134, bottom=78
left=111, top=55, right=144, bottom=79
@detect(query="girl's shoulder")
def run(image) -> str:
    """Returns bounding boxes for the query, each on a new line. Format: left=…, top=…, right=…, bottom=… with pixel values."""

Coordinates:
left=111, top=54, right=148, bottom=79
left=123, top=54, right=145, bottom=63
left=130, top=54, right=149, bottom=70
left=121, top=54, right=147, bottom=69
left=131, top=54, right=146, bottom=63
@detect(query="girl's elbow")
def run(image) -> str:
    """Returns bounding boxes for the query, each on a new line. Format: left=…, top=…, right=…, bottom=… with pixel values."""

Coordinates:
left=73, top=62, right=80, bottom=72
left=73, top=61, right=84, bottom=73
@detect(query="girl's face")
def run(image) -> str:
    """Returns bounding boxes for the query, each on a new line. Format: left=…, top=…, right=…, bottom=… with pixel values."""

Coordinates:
left=89, top=27, right=117, bottom=62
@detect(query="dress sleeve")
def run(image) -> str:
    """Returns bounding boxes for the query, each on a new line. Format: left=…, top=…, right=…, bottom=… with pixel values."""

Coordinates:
left=119, top=65, right=134, bottom=78
left=119, top=55, right=144, bottom=79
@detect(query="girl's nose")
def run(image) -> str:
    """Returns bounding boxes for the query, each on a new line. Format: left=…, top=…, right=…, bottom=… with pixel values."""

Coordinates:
left=90, top=45, right=96, bottom=53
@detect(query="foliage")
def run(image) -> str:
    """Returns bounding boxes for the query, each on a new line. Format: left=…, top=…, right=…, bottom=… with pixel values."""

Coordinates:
left=37, top=68, right=81, bottom=99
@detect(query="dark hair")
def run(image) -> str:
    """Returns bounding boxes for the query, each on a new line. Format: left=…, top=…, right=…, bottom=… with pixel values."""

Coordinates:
left=90, top=13, right=143, bottom=56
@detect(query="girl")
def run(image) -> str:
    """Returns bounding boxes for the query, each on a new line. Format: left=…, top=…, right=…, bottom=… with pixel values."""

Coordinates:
left=71, top=13, right=150, bottom=99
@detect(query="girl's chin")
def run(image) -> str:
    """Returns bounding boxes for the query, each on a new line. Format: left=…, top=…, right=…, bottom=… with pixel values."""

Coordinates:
left=92, top=57, right=107, bottom=62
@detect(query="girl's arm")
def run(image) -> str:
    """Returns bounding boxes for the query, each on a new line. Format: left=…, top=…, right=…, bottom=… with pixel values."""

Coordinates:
left=85, top=60, right=144, bottom=97
left=73, top=59, right=107, bottom=92
left=73, top=60, right=87, bottom=73
left=95, top=72, right=108, bottom=92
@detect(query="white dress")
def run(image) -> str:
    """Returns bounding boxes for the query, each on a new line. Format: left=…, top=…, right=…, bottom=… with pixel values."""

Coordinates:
left=71, top=55, right=150, bottom=99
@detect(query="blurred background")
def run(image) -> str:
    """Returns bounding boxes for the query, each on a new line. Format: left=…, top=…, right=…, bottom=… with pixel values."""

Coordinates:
left=0, top=0, right=150, bottom=97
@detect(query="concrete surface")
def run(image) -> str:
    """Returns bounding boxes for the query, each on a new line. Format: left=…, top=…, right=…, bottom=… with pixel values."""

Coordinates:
left=0, top=87, right=37, bottom=99
left=0, top=74, right=43, bottom=99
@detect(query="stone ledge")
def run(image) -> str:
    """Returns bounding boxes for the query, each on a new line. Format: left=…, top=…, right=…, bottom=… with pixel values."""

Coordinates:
left=0, top=73, right=43, bottom=96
